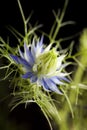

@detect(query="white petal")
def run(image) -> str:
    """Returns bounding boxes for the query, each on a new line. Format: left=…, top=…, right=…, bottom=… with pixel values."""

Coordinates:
left=57, top=55, right=66, bottom=69
left=57, top=72, right=70, bottom=77
left=31, top=39, right=36, bottom=60
left=18, top=46, right=24, bottom=58
left=24, top=43, right=30, bottom=62
left=44, top=44, right=52, bottom=52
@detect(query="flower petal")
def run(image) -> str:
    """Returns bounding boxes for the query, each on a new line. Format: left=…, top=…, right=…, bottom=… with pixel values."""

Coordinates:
left=24, top=43, right=34, bottom=65
left=59, top=76, right=70, bottom=82
left=38, top=36, right=43, bottom=47
left=31, top=39, right=36, bottom=60
left=44, top=44, right=52, bottom=53
left=22, top=72, right=33, bottom=79
left=40, top=78, right=51, bottom=91
left=30, top=75, right=38, bottom=82
left=57, top=55, right=66, bottom=69
left=57, top=62, right=71, bottom=71
left=57, top=72, right=69, bottom=77
left=44, top=78, right=62, bottom=94
left=36, top=37, right=44, bottom=57
left=10, top=54, right=19, bottom=64
left=18, top=57, right=31, bottom=69
left=50, top=76, right=64, bottom=85
left=18, top=46, right=24, bottom=59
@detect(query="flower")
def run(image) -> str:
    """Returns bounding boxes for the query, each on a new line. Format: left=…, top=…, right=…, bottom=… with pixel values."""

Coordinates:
left=10, top=36, right=69, bottom=94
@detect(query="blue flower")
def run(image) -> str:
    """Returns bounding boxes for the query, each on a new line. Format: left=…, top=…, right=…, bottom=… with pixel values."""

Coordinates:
left=10, top=36, right=69, bottom=94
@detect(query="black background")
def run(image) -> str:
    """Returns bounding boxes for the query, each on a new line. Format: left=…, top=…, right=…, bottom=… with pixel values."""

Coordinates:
left=0, top=0, right=87, bottom=38
left=0, top=0, right=87, bottom=130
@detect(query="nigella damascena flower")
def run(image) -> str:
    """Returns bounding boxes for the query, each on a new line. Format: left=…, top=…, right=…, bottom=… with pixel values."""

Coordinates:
left=10, top=36, right=69, bottom=94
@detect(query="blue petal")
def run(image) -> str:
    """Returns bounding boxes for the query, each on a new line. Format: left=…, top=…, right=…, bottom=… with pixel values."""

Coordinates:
left=22, top=72, right=37, bottom=83
left=30, top=75, right=38, bottom=82
left=50, top=76, right=64, bottom=85
left=28, top=50, right=35, bottom=65
left=59, top=77, right=70, bottom=82
left=44, top=78, right=62, bottom=94
left=24, top=43, right=34, bottom=65
left=10, top=54, right=19, bottom=64
left=40, top=78, right=50, bottom=91
left=22, top=72, right=34, bottom=79
left=18, top=57, right=31, bottom=69
left=10, top=54, right=32, bottom=70
left=36, top=36, right=44, bottom=55
left=36, top=36, right=43, bottom=49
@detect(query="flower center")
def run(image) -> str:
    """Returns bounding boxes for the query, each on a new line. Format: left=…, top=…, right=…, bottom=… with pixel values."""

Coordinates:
left=33, top=49, right=58, bottom=76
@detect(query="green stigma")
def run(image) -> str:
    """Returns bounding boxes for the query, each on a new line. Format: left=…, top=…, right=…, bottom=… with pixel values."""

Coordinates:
left=33, top=49, right=58, bottom=76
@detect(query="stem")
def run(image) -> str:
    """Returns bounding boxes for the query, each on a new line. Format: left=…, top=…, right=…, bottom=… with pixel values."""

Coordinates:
left=52, top=0, right=68, bottom=40
left=59, top=29, right=87, bottom=130
left=17, top=0, right=27, bottom=35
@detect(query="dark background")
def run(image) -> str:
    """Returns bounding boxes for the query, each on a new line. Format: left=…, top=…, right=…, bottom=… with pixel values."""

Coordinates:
left=0, top=0, right=87, bottom=39
left=0, top=0, right=87, bottom=130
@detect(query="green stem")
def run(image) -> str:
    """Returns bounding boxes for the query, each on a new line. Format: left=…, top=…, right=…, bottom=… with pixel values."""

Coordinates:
left=17, top=0, right=27, bottom=35
left=59, top=33, right=87, bottom=130
left=52, top=0, right=68, bottom=40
